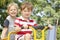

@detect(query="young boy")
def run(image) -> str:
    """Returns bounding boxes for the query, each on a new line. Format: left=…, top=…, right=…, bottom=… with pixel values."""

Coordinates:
left=1, top=2, right=19, bottom=40
left=14, top=2, right=52, bottom=40
left=14, top=2, right=37, bottom=40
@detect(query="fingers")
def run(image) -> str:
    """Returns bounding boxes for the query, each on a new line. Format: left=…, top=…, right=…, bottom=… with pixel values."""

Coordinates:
left=23, top=24, right=28, bottom=29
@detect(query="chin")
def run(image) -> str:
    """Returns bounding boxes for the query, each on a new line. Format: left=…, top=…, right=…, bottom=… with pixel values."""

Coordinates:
left=26, top=16, right=30, bottom=18
left=11, top=15, right=16, bottom=17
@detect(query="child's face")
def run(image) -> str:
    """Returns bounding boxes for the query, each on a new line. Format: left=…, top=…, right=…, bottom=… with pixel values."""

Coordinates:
left=8, top=6, right=18, bottom=17
left=21, top=8, right=32, bottom=18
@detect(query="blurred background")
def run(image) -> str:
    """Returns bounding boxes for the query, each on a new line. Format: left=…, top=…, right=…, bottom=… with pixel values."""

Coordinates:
left=0, top=0, right=60, bottom=40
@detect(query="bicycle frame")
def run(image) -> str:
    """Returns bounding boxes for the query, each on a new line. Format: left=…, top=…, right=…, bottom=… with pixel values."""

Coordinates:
left=29, top=26, right=48, bottom=40
left=3, top=26, right=48, bottom=40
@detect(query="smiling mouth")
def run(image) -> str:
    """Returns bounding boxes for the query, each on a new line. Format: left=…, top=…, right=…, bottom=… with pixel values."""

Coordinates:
left=12, top=13, right=16, bottom=14
left=26, top=14, right=29, bottom=16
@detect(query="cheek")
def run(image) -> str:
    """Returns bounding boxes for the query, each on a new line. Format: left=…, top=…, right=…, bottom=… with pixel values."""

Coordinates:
left=21, top=12, right=25, bottom=15
left=15, top=11, right=18, bottom=14
left=29, top=12, right=31, bottom=15
left=8, top=11, right=12, bottom=14
left=15, top=10, right=18, bottom=13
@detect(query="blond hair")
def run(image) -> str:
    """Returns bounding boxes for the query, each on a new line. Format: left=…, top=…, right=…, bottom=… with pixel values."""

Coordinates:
left=7, top=2, right=19, bottom=11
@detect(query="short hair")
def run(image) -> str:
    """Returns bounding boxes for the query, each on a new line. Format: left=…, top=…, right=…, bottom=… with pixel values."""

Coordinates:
left=20, top=2, right=33, bottom=11
left=7, top=2, right=19, bottom=11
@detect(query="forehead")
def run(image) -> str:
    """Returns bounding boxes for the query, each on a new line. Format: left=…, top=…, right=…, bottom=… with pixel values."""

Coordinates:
left=22, top=7, right=32, bottom=11
left=8, top=6, right=17, bottom=11
left=10, top=6, right=17, bottom=9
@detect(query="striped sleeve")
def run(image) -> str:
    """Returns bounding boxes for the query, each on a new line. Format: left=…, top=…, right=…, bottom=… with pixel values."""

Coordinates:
left=3, top=19, right=9, bottom=28
left=29, top=19, right=38, bottom=26
left=33, top=20, right=38, bottom=26
left=14, top=18, right=20, bottom=27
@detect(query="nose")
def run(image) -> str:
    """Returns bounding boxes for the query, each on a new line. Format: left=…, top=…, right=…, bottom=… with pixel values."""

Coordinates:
left=26, top=11, right=29, bottom=14
left=12, top=9, right=15, bottom=12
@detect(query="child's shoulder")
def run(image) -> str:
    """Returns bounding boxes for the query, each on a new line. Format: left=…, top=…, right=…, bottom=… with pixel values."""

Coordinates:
left=30, top=18, right=35, bottom=21
left=6, top=15, right=10, bottom=20
left=15, top=16, right=22, bottom=22
left=29, top=19, right=36, bottom=23
left=16, top=16, right=21, bottom=20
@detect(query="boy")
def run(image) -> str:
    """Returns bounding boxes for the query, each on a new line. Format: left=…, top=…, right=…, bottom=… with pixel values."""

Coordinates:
left=14, top=2, right=52, bottom=40
left=14, top=2, right=37, bottom=40
left=1, top=2, right=19, bottom=40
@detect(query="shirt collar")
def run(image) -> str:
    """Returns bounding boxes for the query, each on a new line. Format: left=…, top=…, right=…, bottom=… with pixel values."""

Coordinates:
left=20, top=16, right=31, bottom=20
left=20, top=16, right=31, bottom=22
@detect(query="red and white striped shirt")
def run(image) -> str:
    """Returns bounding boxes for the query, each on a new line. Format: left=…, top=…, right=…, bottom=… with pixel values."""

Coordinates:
left=14, top=16, right=37, bottom=34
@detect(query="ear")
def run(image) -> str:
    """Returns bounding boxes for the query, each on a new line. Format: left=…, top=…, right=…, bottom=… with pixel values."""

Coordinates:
left=6, top=10, right=9, bottom=15
left=6, top=10, right=8, bottom=13
left=20, top=9, right=22, bottom=14
left=18, top=9, right=20, bottom=13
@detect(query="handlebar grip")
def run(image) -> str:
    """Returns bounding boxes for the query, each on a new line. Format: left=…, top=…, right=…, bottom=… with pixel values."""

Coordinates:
left=33, top=26, right=45, bottom=30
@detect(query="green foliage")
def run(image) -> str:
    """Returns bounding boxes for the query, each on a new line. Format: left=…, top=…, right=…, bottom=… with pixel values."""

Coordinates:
left=0, top=0, right=60, bottom=40
left=0, top=11, right=8, bottom=26
left=57, top=25, right=60, bottom=40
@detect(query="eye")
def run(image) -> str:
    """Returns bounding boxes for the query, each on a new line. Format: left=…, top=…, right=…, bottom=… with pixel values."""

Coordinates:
left=24, top=10, right=27, bottom=12
left=10, top=9, right=13, bottom=11
left=14, top=9, right=17, bottom=11
left=14, top=9, right=16, bottom=10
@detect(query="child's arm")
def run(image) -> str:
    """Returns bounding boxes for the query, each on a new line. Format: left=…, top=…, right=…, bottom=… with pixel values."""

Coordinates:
left=1, top=19, right=9, bottom=39
left=14, top=18, right=23, bottom=32
left=33, top=24, right=52, bottom=30
left=1, top=27, right=8, bottom=39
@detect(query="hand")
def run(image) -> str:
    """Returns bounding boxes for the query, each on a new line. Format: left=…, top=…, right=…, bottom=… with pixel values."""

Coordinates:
left=1, top=35, right=5, bottom=40
left=48, top=24, right=53, bottom=30
left=1, top=27, right=8, bottom=40
left=15, top=27, right=21, bottom=32
left=23, top=24, right=28, bottom=29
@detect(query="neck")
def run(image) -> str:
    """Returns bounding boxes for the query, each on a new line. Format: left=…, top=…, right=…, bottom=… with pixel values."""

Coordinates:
left=10, top=16, right=16, bottom=19
left=24, top=17, right=29, bottom=20
left=22, top=16, right=29, bottom=20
